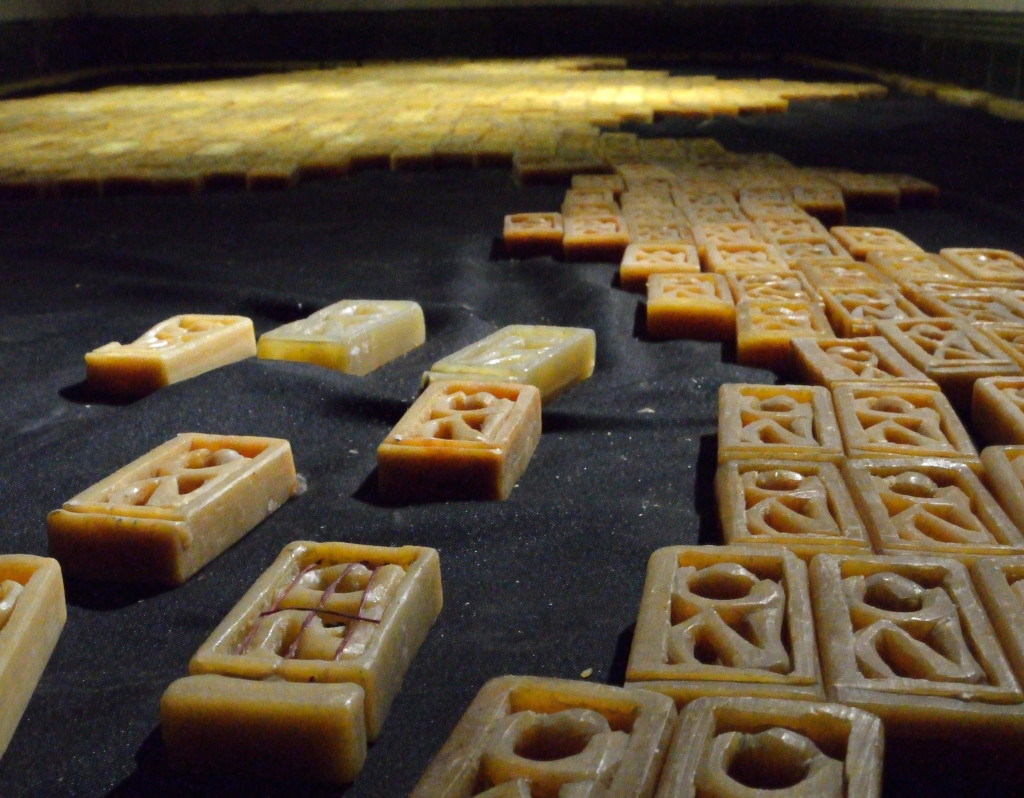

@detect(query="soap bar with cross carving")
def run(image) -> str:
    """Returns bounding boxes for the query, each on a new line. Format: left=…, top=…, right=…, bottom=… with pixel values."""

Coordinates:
left=810, top=553, right=1024, bottom=740
left=85, top=314, right=256, bottom=397
left=163, top=540, right=442, bottom=782
left=423, top=325, right=595, bottom=403
left=0, top=555, right=66, bottom=761
left=626, top=546, right=823, bottom=704
left=654, top=696, right=884, bottom=798
left=377, top=381, right=541, bottom=502
left=410, top=675, right=676, bottom=798
left=256, top=299, right=424, bottom=375
left=46, top=433, right=297, bottom=586
left=842, top=458, right=1024, bottom=563
left=716, top=460, right=871, bottom=560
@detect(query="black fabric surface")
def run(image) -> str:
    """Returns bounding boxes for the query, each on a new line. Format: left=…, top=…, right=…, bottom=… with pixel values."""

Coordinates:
left=1, top=83, right=1024, bottom=797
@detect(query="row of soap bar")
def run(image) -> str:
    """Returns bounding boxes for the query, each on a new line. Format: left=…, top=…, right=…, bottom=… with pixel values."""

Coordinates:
left=626, top=545, right=1024, bottom=747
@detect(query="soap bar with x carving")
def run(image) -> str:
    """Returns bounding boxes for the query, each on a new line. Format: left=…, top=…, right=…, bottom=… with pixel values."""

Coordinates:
left=377, top=381, right=542, bottom=502
left=162, top=540, right=442, bottom=782
left=47, top=433, right=297, bottom=586
left=85, top=314, right=257, bottom=397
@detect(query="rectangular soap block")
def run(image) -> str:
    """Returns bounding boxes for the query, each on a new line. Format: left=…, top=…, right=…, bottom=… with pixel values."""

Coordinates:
left=703, top=242, right=791, bottom=275
left=562, top=213, right=630, bottom=262
left=0, top=555, right=66, bottom=760
left=410, top=675, right=676, bottom=798
left=831, top=226, right=923, bottom=260
left=795, top=257, right=884, bottom=292
left=903, top=286, right=1024, bottom=327
left=842, top=457, right=1024, bottom=563
left=161, top=675, right=366, bottom=783
left=256, top=299, right=425, bottom=375
left=189, top=540, right=442, bottom=742
left=865, top=250, right=967, bottom=284
left=726, top=272, right=821, bottom=307
left=626, top=545, right=823, bottom=704
left=832, top=384, right=979, bottom=468
left=980, top=445, right=1024, bottom=532
left=654, top=696, right=883, bottom=798
left=971, top=556, right=1024, bottom=693
left=47, top=433, right=297, bottom=586
left=791, top=336, right=936, bottom=391
left=85, top=314, right=256, bottom=397
left=423, top=325, right=595, bottom=403
left=940, top=248, right=1024, bottom=284
left=973, top=378, right=1024, bottom=445
left=810, top=553, right=1024, bottom=741
left=718, top=383, right=843, bottom=464
left=736, top=300, right=835, bottom=375
left=377, top=381, right=541, bottom=502
left=819, top=284, right=924, bottom=338
left=620, top=243, right=701, bottom=292
left=716, top=459, right=871, bottom=560
left=645, top=273, right=735, bottom=341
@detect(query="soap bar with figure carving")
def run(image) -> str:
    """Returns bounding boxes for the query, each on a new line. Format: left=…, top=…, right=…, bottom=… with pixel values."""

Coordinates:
left=377, top=381, right=541, bottom=502
left=85, top=314, right=256, bottom=397
left=0, top=555, right=66, bottom=762
left=410, top=675, right=675, bottom=798
left=46, top=433, right=297, bottom=586
left=257, top=299, right=425, bottom=375
left=162, top=540, right=442, bottom=783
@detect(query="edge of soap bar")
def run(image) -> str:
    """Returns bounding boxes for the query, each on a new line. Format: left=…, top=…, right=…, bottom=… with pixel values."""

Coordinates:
left=0, top=555, right=67, bottom=759
left=160, top=674, right=367, bottom=783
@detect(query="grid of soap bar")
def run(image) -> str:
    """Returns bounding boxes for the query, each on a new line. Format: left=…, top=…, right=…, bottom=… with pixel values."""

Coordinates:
left=163, top=540, right=442, bottom=782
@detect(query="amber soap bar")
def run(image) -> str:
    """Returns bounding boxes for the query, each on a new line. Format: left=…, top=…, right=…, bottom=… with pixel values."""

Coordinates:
left=378, top=381, right=541, bottom=502
left=410, top=675, right=676, bottom=798
left=655, top=696, right=883, bottom=798
left=47, top=433, right=297, bottom=586
left=85, top=314, right=256, bottom=397
left=0, top=555, right=66, bottom=760
left=423, top=324, right=595, bottom=402
left=257, top=299, right=425, bottom=375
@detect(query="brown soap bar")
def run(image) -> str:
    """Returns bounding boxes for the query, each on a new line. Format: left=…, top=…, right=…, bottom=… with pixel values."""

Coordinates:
left=654, top=696, right=883, bottom=798
left=811, top=553, right=1024, bottom=741
left=161, top=675, right=367, bottom=783
left=971, top=556, right=1024, bottom=692
left=842, top=457, right=1024, bottom=563
left=0, top=555, right=66, bottom=760
left=716, top=459, right=871, bottom=560
left=410, top=675, right=676, bottom=798
left=974, top=379, right=1024, bottom=445
left=980, top=445, right=1024, bottom=531
left=626, top=545, right=823, bottom=704
left=377, top=381, right=541, bottom=502
left=187, top=540, right=441, bottom=745
left=85, top=314, right=256, bottom=397
left=791, top=336, right=936, bottom=391
left=646, top=273, right=735, bottom=341
left=47, top=433, right=297, bottom=586
left=718, top=383, right=843, bottom=464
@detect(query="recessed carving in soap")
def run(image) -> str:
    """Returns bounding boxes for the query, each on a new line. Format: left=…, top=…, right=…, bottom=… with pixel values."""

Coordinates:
left=872, top=471, right=992, bottom=545
left=743, top=469, right=841, bottom=538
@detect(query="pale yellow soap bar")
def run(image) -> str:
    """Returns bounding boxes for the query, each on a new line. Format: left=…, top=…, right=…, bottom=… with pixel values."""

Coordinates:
left=162, top=675, right=366, bottom=783
left=423, top=324, right=596, bottom=403
left=257, top=299, right=424, bottom=375
left=85, top=314, right=256, bottom=397
left=47, top=433, right=297, bottom=586
left=189, top=540, right=442, bottom=742
left=0, top=555, right=66, bottom=760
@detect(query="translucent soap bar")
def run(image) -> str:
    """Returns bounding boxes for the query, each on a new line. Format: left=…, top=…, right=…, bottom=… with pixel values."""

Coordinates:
left=626, top=545, right=823, bottom=704
left=502, top=212, right=564, bottom=259
left=163, top=541, right=442, bottom=782
left=257, top=299, right=425, bottom=375
left=842, top=457, right=1024, bottom=563
left=655, top=696, right=883, bottom=798
left=811, top=553, right=1024, bottom=741
left=0, top=555, right=66, bottom=760
left=85, top=314, right=256, bottom=397
left=646, top=273, right=735, bottom=341
left=423, top=324, right=596, bottom=403
left=410, top=675, right=676, bottom=798
left=377, top=381, right=541, bottom=502
left=47, top=433, right=297, bottom=586
left=716, top=459, right=871, bottom=560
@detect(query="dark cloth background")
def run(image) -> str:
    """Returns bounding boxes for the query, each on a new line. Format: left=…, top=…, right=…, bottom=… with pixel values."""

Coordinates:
left=1, top=74, right=1024, bottom=797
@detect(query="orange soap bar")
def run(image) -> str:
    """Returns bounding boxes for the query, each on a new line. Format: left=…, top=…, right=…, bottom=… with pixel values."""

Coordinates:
left=646, top=273, right=735, bottom=341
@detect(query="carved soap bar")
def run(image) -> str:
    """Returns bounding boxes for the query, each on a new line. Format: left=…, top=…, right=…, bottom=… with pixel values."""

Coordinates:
left=0, top=555, right=66, bottom=761
left=257, top=299, right=425, bottom=375
left=645, top=273, right=735, bottom=341
left=811, top=553, right=1024, bottom=740
left=423, top=325, right=595, bottom=403
left=410, top=675, right=676, bottom=798
left=85, top=314, right=256, bottom=397
left=163, top=541, right=442, bottom=782
left=47, top=433, right=297, bottom=586
left=626, top=546, right=823, bottom=704
left=791, top=336, right=936, bottom=392
left=620, top=243, right=701, bottom=292
left=378, top=381, right=541, bottom=502
left=654, top=696, right=884, bottom=798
